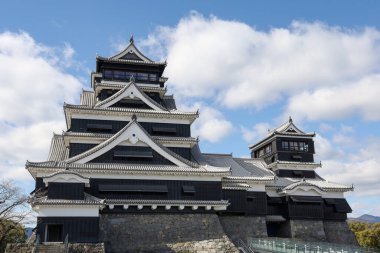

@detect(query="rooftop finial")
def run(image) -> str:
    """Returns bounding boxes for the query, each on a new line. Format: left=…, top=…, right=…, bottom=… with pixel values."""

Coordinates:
left=130, top=33, right=134, bottom=44
left=289, top=116, right=293, bottom=123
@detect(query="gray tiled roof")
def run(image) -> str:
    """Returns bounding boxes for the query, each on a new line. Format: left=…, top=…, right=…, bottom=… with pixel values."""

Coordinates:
left=266, top=177, right=353, bottom=192
left=193, top=150, right=273, bottom=178
left=162, top=95, right=177, bottom=110
left=96, top=56, right=166, bottom=66
left=64, top=103, right=198, bottom=116
left=80, top=90, right=95, bottom=107
left=95, top=82, right=167, bottom=94
left=47, top=135, right=69, bottom=161
left=63, top=131, right=198, bottom=144
left=282, top=179, right=353, bottom=192
left=31, top=193, right=104, bottom=206
left=106, top=199, right=229, bottom=206
left=26, top=162, right=231, bottom=176
left=43, top=170, right=89, bottom=180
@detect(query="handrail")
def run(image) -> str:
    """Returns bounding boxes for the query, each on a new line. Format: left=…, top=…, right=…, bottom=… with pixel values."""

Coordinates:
left=248, top=237, right=379, bottom=253
left=236, top=239, right=255, bottom=253
left=64, top=234, right=69, bottom=253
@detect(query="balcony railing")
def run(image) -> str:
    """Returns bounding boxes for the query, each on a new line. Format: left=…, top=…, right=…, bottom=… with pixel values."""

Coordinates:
left=247, top=237, right=378, bottom=253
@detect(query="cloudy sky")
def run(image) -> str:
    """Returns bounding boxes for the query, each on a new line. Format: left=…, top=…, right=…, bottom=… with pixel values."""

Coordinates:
left=1, top=1, right=379, bottom=217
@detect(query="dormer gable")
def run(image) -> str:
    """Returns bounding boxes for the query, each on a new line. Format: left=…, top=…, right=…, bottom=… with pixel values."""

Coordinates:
left=43, top=171, right=89, bottom=187
left=65, top=117, right=197, bottom=167
left=109, top=35, right=153, bottom=62
left=269, top=117, right=306, bottom=135
left=94, top=80, right=166, bottom=111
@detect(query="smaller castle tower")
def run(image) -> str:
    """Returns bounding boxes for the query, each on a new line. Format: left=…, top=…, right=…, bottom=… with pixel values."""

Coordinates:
left=249, top=117, right=319, bottom=178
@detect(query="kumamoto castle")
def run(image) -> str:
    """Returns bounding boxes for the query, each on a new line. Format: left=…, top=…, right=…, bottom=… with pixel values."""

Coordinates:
left=24, top=37, right=357, bottom=252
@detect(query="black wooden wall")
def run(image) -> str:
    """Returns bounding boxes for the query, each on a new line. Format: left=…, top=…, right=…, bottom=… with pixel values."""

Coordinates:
left=222, top=190, right=267, bottom=215
left=275, top=137, right=315, bottom=163
left=266, top=196, right=350, bottom=220
left=70, top=119, right=191, bottom=137
left=275, top=170, right=316, bottom=178
left=37, top=217, right=99, bottom=243
left=47, top=182, right=84, bottom=200
left=69, top=143, right=191, bottom=163
left=87, top=179, right=222, bottom=201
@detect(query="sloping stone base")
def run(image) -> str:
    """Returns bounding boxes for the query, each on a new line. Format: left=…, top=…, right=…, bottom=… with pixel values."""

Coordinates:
left=99, top=214, right=239, bottom=253
left=219, top=215, right=268, bottom=242
left=279, top=220, right=327, bottom=241
left=324, top=221, right=358, bottom=245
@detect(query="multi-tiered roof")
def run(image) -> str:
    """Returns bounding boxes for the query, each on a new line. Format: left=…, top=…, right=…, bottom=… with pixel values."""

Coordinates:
left=27, top=37, right=354, bottom=245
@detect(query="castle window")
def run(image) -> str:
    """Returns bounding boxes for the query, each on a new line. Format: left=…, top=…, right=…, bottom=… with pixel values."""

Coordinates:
left=113, top=150, right=153, bottom=159
left=103, top=69, right=157, bottom=83
left=299, top=142, right=309, bottom=152
left=149, top=73, right=158, bottom=82
left=182, top=185, right=196, bottom=195
left=137, top=73, right=149, bottom=81
left=152, top=127, right=177, bottom=136
left=114, top=71, right=127, bottom=80
left=289, top=141, right=298, bottom=150
left=292, top=170, right=304, bottom=177
left=87, top=123, right=113, bottom=132
left=282, top=141, right=289, bottom=150
left=282, top=141, right=308, bottom=152
left=99, top=184, right=168, bottom=193
left=104, top=70, right=113, bottom=79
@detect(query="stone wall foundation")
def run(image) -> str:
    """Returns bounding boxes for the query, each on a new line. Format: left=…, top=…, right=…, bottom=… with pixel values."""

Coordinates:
left=218, top=215, right=267, bottom=242
left=324, top=221, right=358, bottom=245
left=99, top=213, right=239, bottom=253
left=287, top=220, right=327, bottom=241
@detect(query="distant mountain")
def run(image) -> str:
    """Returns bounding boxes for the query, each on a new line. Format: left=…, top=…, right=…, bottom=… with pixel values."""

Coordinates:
left=350, top=214, right=380, bottom=223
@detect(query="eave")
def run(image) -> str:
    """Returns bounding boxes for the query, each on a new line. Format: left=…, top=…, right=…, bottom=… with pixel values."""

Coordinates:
left=64, top=103, right=199, bottom=129
left=26, top=162, right=232, bottom=179
left=95, top=56, right=167, bottom=75
left=94, top=81, right=167, bottom=98
left=62, top=131, right=198, bottom=148
left=267, top=161, right=322, bottom=170
left=223, top=176, right=275, bottom=183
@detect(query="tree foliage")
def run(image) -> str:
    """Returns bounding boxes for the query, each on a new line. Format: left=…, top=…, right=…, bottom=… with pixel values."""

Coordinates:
left=349, top=221, right=380, bottom=249
left=0, top=180, right=30, bottom=253
left=0, top=220, right=25, bottom=253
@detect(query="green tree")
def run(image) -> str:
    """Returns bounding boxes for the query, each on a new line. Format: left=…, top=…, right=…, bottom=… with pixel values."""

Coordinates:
left=0, top=220, right=26, bottom=253
left=349, top=221, right=368, bottom=233
left=349, top=221, right=380, bottom=250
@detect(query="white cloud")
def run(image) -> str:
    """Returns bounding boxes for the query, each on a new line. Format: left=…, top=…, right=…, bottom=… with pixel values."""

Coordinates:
left=314, top=134, right=344, bottom=161
left=241, top=122, right=271, bottom=143
left=285, top=74, right=380, bottom=121
left=316, top=135, right=380, bottom=197
left=0, top=31, right=83, bottom=182
left=142, top=12, right=380, bottom=120
left=190, top=104, right=233, bottom=143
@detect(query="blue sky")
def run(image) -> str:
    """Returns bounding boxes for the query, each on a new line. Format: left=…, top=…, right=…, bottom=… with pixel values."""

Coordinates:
left=0, top=1, right=379, bottom=217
